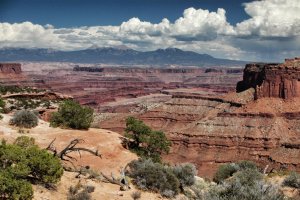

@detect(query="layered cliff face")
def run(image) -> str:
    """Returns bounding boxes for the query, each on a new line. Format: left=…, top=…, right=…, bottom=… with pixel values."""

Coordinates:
left=0, top=63, right=22, bottom=74
left=237, top=58, right=300, bottom=99
left=98, top=59, right=300, bottom=179
left=0, top=63, right=27, bottom=85
left=16, top=62, right=243, bottom=107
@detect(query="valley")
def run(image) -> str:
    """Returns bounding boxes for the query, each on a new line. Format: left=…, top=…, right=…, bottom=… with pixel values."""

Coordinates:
left=0, top=58, right=299, bottom=180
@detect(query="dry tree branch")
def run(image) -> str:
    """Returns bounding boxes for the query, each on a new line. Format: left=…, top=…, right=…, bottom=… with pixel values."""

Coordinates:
left=46, top=138, right=101, bottom=169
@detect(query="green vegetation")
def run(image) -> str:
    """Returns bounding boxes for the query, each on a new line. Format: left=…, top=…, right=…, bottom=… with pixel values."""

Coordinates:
left=9, top=110, right=38, bottom=128
left=14, top=136, right=36, bottom=148
left=0, top=85, right=52, bottom=111
left=131, top=191, right=141, bottom=200
left=0, top=98, right=5, bottom=111
left=213, top=163, right=239, bottom=183
left=213, top=160, right=258, bottom=183
left=128, top=159, right=180, bottom=198
left=172, top=163, right=197, bottom=187
left=127, top=159, right=284, bottom=199
left=125, top=117, right=171, bottom=162
left=50, top=100, right=94, bottom=130
left=10, top=97, right=53, bottom=110
left=0, top=98, right=4, bottom=120
left=67, top=182, right=95, bottom=200
left=205, top=167, right=284, bottom=200
left=127, top=159, right=197, bottom=198
left=0, top=85, right=45, bottom=95
left=283, top=171, right=300, bottom=189
left=0, top=137, right=63, bottom=199
left=189, top=161, right=284, bottom=200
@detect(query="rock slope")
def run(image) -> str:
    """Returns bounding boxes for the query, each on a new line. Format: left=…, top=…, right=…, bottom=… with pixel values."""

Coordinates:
left=99, top=58, right=300, bottom=179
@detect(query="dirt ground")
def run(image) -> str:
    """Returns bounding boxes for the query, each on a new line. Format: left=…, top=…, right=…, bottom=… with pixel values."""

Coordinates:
left=0, top=114, right=167, bottom=200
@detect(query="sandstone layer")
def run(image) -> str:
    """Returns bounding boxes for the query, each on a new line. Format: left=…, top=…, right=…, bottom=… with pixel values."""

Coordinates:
left=237, top=58, right=300, bottom=99
left=100, top=93, right=300, bottom=179
left=0, top=63, right=22, bottom=74
left=99, top=59, right=300, bottom=179
left=4, top=62, right=242, bottom=108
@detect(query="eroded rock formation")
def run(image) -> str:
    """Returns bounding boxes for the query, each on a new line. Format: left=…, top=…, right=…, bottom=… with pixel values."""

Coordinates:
left=0, top=63, right=22, bottom=74
left=16, top=63, right=243, bottom=107
left=237, top=58, right=300, bottom=99
left=99, top=58, right=300, bottom=179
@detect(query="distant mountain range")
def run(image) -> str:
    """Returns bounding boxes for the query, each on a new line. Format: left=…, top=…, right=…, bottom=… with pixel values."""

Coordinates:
left=0, top=47, right=247, bottom=67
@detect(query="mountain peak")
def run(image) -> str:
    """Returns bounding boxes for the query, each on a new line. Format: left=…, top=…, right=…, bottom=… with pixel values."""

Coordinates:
left=0, top=47, right=246, bottom=66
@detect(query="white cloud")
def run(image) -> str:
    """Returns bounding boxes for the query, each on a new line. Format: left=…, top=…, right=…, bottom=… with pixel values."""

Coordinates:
left=172, top=8, right=235, bottom=40
left=0, top=21, right=65, bottom=49
left=0, top=0, right=299, bottom=61
left=236, top=0, right=300, bottom=37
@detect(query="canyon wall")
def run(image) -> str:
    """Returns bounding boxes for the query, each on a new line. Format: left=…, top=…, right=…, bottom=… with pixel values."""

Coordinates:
left=16, top=63, right=243, bottom=107
left=237, top=58, right=300, bottom=99
left=0, top=63, right=22, bottom=74
left=99, top=58, right=300, bottom=179
left=0, top=63, right=27, bottom=85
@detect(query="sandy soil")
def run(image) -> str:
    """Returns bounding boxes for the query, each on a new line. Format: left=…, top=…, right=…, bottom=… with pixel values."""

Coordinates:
left=0, top=114, right=166, bottom=200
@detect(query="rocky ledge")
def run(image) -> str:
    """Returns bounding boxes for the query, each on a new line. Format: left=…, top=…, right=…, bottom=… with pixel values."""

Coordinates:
left=237, top=57, right=300, bottom=99
left=0, top=63, right=22, bottom=74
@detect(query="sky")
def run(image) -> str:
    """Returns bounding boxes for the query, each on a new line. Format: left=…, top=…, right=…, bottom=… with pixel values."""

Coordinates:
left=0, top=0, right=300, bottom=62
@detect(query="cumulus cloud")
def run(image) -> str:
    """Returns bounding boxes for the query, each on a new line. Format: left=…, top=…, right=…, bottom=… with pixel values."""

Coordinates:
left=236, top=0, right=300, bottom=37
left=171, top=8, right=235, bottom=41
left=0, top=0, right=299, bottom=61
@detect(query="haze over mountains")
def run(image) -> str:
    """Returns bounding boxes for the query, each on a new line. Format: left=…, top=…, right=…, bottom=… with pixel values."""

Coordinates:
left=0, top=47, right=247, bottom=67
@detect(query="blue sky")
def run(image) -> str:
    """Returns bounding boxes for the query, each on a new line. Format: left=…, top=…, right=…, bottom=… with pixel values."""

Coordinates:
left=0, top=0, right=253, bottom=27
left=0, top=0, right=299, bottom=62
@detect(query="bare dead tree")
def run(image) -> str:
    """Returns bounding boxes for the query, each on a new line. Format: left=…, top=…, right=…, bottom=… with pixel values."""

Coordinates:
left=46, top=138, right=130, bottom=190
left=46, top=138, right=101, bottom=169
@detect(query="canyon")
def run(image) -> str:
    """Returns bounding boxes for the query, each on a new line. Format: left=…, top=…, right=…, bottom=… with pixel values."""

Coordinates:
left=0, top=62, right=243, bottom=107
left=99, top=58, right=300, bottom=178
left=0, top=59, right=299, bottom=179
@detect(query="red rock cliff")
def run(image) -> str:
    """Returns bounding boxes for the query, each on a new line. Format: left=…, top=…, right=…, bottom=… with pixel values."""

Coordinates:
left=237, top=58, right=300, bottom=99
left=0, top=63, right=22, bottom=74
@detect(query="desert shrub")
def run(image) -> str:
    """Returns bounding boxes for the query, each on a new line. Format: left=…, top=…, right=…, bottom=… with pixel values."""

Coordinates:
left=0, top=137, right=63, bottom=199
left=213, top=163, right=239, bottom=183
left=0, top=85, right=44, bottom=95
left=213, top=160, right=259, bottom=184
left=125, top=117, right=171, bottom=162
left=0, top=98, right=5, bottom=120
left=131, top=191, right=141, bottom=200
left=14, top=136, right=36, bottom=148
left=50, top=100, right=93, bottom=130
left=237, top=160, right=257, bottom=171
left=68, top=190, right=91, bottom=200
left=204, top=167, right=284, bottom=200
left=0, top=98, right=5, bottom=112
left=128, top=159, right=180, bottom=198
left=67, top=183, right=94, bottom=200
left=205, top=179, right=284, bottom=200
left=84, top=185, right=95, bottom=193
left=233, top=168, right=263, bottom=187
left=10, top=110, right=38, bottom=128
left=25, top=146, right=64, bottom=184
left=283, top=171, right=300, bottom=189
left=172, top=163, right=197, bottom=187
left=0, top=171, right=33, bottom=200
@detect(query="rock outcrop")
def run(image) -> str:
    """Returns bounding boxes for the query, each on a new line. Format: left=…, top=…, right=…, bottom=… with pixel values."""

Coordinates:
left=99, top=59, right=300, bottom=179
left=237, top=58, right=300, bottom=99
left=0, top=63, right=22, bottom=74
